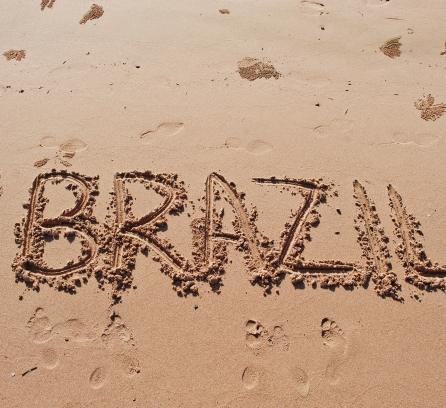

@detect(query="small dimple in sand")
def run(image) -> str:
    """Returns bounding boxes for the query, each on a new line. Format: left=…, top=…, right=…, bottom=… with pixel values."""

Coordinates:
left=414, top=94, right=446, bottom=121
left=237, top=57, right=281, bottom=81
left=80, top=4, right=104, bottom=25
left=3, top=50, right=26, bottom=61
left=379, top=36, right=402, bottom=58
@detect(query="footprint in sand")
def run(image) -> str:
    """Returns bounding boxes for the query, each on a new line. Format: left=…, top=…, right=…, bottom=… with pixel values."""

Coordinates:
left=52, top=318, right=96, bottom=342
left=101, top=313, right=141, bottom=378
left=28, top=311, right=99, bottom=373
left=245, top=320, right=290, bottom=354
left=313, top=118, right=355, bottom=139
left=40, top=136, right=59, bottom=148
left=289, top=72, right=331, bottom=88
left=39, top=136, right=87, bottom=153
left=27, top=308, right=53, bottom=344
left=141, top=122, right=184, bottom=144
left=245, top=140, right=274, bottom=155
left=321, top=318, right=348, bottom=384
left=101, top=314, right=134, bottom=350
left=59, top=139, right=87, bottom=153
left=300, top=1, right=326, bottom=15
left=27, top=310, right=140, bottom=384
left=115, top=354, right=140, bottom=378
left=37, top=136, right=87, bottom=168
left=242, top=365, right=263, bottom=390
left=243, top=320, right=308, bottom=398
left=225, top=138, right=273, bottom=155
left=225, top=137, right=244, bottom=149
left=393, top=132, right=438, bottom=147
left=89, top=366, right=107, bottom=389
left=41, top=347, right=59, bottom=369
left=245, top=320, right=266, bottom=353
left=291, top=366, right=310, bottom=397
left=273, top=325, right=290, bottom=351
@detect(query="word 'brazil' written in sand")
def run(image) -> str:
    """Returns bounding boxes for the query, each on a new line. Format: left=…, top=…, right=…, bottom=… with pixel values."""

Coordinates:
left=12, top=170, right=446, bottom=302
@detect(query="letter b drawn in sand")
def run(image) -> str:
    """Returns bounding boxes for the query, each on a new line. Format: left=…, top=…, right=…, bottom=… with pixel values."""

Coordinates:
left=13, top=172, right=100, bottom=291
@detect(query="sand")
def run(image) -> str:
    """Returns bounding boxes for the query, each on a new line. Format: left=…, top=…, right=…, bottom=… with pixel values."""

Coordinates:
left=1, top=0, right=446, bottom=406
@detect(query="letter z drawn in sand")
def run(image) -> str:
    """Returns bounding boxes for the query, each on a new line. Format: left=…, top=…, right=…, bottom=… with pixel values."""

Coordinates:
left=388, top=185, right=446, bottom=291
left=13, top=172, right=100, bottom=292
left=103, top=172, right=192, bottom=299
left=253, top=177, right=368, bottom=291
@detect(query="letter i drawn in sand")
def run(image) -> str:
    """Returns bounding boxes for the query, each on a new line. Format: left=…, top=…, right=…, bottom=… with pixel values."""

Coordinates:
left=353, top=180, right=401, bottom=299
left=388, top=185, right=446, bottom=291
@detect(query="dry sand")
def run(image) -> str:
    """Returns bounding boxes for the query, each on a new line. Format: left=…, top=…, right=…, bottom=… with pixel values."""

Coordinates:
left=1, top=0, right=446, bottom=406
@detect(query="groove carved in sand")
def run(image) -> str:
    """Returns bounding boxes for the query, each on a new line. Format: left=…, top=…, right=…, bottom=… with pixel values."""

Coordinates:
left=388, top=185, right=446, bottom=291
left=101, top=171, right=192, bottom=300
left=353, top=181, right=400, bottom=299
left=202, top=173, right=262, bottom=282
left=253, top=178, right=367, bottom=291
left=12, top=171, right=436, bottom=301
left=12, top=171, right=100, bottom=293
left=141, top=122, right=184, bottom=142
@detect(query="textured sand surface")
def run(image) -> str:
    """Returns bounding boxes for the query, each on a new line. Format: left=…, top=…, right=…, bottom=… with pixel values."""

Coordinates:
left=1, top=0, right=446, bottom=406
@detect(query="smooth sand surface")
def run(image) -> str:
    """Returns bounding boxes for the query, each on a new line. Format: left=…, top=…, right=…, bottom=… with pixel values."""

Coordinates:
left=2, top=0, right=446, bottom=406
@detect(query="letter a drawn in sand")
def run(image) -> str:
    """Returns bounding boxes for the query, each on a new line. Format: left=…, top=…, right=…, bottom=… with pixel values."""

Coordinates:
left=199, top=173, right=265, bottom=284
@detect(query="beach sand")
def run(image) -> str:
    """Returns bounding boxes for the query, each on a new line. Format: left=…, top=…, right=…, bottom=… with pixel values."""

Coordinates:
left=1, top=0, right=446, bottom=406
